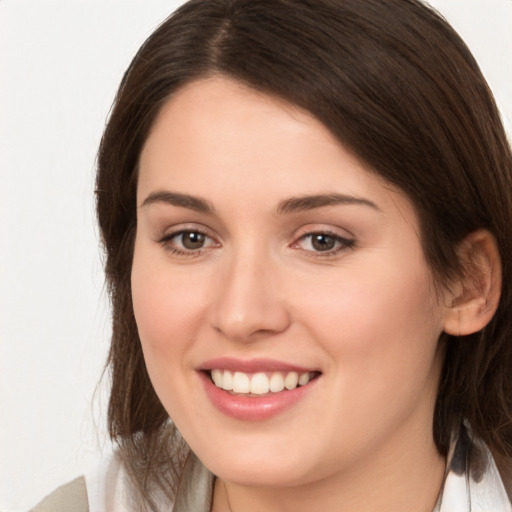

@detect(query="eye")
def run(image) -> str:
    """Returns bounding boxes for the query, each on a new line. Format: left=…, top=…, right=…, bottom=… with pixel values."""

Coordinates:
left=177, top=231, right=207, bottom=250
left=295, top=232, right=355, bottom=255
left=309, top=233, right=338, bottom=252
left=159, top=229, right=218, bottom=255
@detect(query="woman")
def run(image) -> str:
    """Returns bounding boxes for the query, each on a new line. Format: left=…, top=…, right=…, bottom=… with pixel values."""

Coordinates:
left=32, top=0, right=512, bottom=510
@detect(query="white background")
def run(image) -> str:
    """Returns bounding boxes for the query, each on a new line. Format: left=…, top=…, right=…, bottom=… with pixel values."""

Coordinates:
left=0, top=1, right=510, bottom=510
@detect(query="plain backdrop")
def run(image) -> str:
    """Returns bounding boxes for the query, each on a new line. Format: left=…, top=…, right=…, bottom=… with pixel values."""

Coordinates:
left=0, top=1, right=511, bottom=511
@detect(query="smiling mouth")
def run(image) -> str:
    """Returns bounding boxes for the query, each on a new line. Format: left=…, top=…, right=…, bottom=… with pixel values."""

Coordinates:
left=207, top=369, right=321, bottom=396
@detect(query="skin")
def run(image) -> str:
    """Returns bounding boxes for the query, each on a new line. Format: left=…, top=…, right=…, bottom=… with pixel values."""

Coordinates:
left=132, top=77, right=453, bottom=512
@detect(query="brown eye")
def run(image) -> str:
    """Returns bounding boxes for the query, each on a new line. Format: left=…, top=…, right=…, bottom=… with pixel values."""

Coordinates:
left=180, top=231, right=206, bottom=250
left=295, top=231, right=355, bottom=256
left=311, top=234, right=337, bottom=251
left=159, top=228, right=218, bottom=256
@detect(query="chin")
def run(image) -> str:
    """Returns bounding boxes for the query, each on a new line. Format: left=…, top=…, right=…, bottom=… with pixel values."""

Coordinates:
left=188, top=431, right=321, bottom=488
left=209, top=458, right=312, bottom=488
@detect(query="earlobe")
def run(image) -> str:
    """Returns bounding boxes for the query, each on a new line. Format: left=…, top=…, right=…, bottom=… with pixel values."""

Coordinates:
left=443, top=230, right=502, bottom=336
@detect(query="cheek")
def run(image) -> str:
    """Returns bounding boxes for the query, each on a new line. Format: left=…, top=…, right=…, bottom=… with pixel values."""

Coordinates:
left=130, top=243, right=214, bottom=404
left=297, top=263, right=440, bottom=348
left=292, top=253, right=443, bottom=402
left=130, top=244, right=214, bottom=424
left=131, top=248, right=206, bottom=349
left=288, top=260, right=444, bottom=456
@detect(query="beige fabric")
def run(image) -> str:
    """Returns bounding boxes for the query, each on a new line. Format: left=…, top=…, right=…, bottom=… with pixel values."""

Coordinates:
left=30, top=476, right=89, bottom=512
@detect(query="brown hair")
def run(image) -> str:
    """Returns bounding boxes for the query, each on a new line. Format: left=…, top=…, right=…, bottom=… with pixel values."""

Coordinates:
left=96, top=0, right=512, bottom=506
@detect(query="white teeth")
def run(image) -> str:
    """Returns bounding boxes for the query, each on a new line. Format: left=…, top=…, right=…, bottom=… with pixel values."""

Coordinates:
left=269, top=372, right=285, bottom=392
left=232, top=372, right=250, bottom=393
left=210, top=369, right=314, bottom=394
left=250, top=373, right=270, bottom=395
left=298, top=372, right=310, bottom=386
left=284, top=371, right=299, bottom=390
left=211, top=369, right=223, bottom=387
left=221, top=370, right=233, bottom=390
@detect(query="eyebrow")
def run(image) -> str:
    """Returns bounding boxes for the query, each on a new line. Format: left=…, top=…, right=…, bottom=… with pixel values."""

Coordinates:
left=276, top=193, right=380, bottom=214
left=140, top=191, right=214, bottom=213
left=140, top=190, right=379, bottom=215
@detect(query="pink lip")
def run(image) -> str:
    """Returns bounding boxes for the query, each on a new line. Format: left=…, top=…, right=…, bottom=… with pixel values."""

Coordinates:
left=198, top=357, right=315, bottom=373
left=197, top=358, right=320, bottom=421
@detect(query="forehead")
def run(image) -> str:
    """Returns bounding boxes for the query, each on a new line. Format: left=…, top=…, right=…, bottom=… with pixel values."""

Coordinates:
left=139, top=77, right=350, bottom=183
left=137, top=76, right=412, bottom=221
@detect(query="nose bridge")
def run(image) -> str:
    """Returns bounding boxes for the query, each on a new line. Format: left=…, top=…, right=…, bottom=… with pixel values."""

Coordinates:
left=209, top=241, right=290, bottom=341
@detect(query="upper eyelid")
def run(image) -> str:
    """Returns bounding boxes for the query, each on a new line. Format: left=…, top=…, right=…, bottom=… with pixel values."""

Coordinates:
left=159, top=223, right=217, bottom=239
left=161, top=229, right=212, bottom=242
left=160, top=230, right=218, bottom=247
left=292, top=223, right=355, bottom=240
left=291, top=224, right=356, bottom=246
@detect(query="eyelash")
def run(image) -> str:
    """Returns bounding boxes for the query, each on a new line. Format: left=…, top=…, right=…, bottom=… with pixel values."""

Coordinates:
left=157, top=229, right=355, bottom=258
left=293, top=232, right=355, bottom=258
left=158, top=229, right=217, bottom=258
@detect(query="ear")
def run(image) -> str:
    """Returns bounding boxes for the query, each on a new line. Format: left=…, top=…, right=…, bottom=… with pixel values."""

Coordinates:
left=443, top=230, right=502, bottom=336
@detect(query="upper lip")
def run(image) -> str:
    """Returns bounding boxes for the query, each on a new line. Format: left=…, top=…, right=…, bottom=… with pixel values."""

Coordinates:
left=198, top=357, right=318, bottom=373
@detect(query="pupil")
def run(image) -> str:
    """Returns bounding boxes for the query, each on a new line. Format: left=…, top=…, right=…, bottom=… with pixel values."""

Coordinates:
left=182, top=232, right=205, bottom=249
left=312, top=234, right=335, bottom=251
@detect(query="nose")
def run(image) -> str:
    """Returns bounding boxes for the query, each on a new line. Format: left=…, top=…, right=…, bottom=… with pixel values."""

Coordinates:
left=208, top=250, right=291, bottom=342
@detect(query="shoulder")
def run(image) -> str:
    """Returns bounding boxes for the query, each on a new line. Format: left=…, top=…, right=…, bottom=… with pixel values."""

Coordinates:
left=29, top=476, right=89, bottom=512
left=29, top=450, right=213, bottom=512
left=30, top=450, right=131, bottom=512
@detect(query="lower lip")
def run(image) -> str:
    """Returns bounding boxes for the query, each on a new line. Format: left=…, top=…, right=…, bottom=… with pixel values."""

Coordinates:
left=198, top=372, right=319, bottom=421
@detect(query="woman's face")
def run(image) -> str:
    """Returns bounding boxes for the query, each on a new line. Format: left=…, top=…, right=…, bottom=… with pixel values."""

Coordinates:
left=132, top=77, right=449, bottom=488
